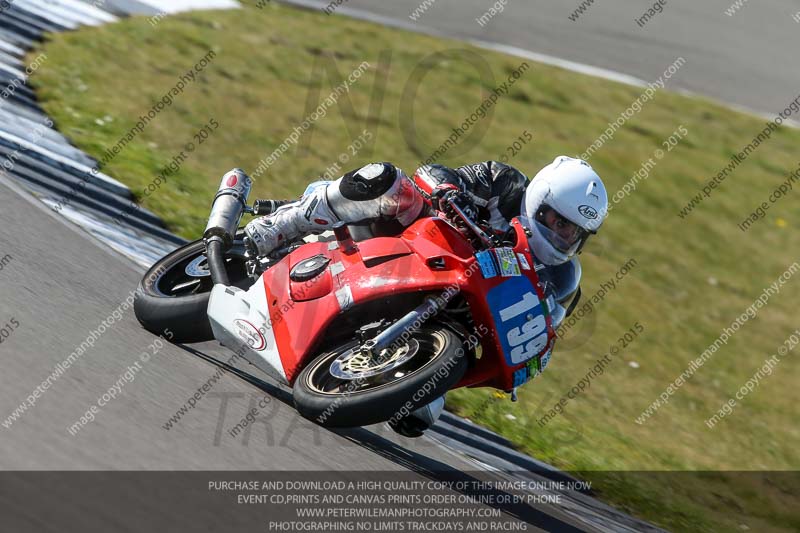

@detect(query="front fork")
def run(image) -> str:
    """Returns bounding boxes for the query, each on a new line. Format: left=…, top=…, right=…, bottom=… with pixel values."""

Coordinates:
left=369, top=291, right=458, bottom=437
left=361, top=289, right=461, bottom=356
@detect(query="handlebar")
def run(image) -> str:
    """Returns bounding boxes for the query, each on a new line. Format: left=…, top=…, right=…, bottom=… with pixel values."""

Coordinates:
left=442, top=197, right=497, bottom=250
left=248, top=199, right=293, bottom=216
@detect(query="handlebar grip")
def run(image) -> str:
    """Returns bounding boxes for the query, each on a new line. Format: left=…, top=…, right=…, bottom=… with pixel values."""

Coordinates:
left=252, top=199, right=293, bottom=216
left=445, top=197, right=495, bottom=249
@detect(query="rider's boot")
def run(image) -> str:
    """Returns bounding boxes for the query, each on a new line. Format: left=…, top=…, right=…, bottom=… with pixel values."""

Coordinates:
left=388, top=395, right=445, bottom=438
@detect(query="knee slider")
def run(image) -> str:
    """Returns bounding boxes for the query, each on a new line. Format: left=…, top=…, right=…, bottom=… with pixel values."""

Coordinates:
left=339, top=163, right=398, bottom=201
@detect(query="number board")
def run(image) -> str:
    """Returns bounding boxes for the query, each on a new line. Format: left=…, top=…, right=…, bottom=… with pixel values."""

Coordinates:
left=486, top=276, right=552, bottom=367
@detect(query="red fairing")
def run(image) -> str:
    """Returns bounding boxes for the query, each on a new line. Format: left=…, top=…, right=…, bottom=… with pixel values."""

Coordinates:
left=262, top=218, right=466, bottom=383
left=261, top=215, right=554, bottom=392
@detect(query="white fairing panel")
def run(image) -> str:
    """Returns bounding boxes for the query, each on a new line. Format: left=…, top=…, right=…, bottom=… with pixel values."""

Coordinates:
left=207, top=282, right=288, bottom=384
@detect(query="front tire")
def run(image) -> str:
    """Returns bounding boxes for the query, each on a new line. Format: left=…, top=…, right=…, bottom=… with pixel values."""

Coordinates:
left=293, top=326, right=467, bottom=428
left=133, top=233, right=249, bottom=343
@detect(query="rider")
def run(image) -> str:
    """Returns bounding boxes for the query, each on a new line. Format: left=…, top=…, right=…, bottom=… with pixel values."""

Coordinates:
left=243, top=156, right=608, bottom=437
left=244, top=156, right=608, bottom=316
left=245, top=156, right=608, bottom=437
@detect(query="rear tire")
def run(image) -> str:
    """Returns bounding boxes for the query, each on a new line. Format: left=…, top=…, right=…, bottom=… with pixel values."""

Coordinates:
left=134, top=233, right=249, bottom=343
left=293, top=325, right=466, bottom=428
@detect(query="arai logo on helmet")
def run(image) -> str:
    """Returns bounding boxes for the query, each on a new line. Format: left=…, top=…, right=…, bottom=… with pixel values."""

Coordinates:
left=578, top=205, right=598, bottom=219
left=233, top=319, right=265, bottom=351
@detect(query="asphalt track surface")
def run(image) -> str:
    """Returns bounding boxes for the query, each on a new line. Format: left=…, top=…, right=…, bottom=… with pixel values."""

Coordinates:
left=0, top=1, right=670, bottom=531
left=288, top=0, right=800, bottom=119
left=0, top=176, right=617, bottom=531
left=8, top=0, right=796, bottom=531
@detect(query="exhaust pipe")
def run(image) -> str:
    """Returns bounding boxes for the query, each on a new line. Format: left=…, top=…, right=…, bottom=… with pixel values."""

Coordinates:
left=204, top=168, right=252, bottom=286
left=204, top=168, right=252, bottom=249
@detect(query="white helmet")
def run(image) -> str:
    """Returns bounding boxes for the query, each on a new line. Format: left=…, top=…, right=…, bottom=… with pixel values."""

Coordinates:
left=521, top=156, right=608, bottom=265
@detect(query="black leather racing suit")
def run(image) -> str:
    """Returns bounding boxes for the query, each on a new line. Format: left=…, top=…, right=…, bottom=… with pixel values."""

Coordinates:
left=413, top=161, right=529, bottom=232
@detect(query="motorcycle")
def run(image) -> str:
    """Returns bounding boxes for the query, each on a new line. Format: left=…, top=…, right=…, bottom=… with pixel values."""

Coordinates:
left=134, top=169, right=560, bottom=429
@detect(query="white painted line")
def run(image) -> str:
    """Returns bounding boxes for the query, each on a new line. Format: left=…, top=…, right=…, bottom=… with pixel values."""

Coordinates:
left=12, top=2, right=79, bottom=29
left=16, top=0, right=117, bottom=26
left=466, top=39, right=648, bottom=87
left=277, top=0, right=799, bottom=128
left=278, top=0, right=648, bottom=87
left=39, top=197, right=176, bottom=268
left=674, top=88, right=800, bottom=129
left=0, top=129, right=130, bottom=197
left=132, top=0, right=239, bottom=13
left=0, top=40, right=26, bottom=58
left=0, top=62, right=26, bottom=82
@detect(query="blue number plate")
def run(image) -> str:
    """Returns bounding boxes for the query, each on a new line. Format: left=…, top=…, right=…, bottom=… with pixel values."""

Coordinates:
left=486, top=276, right=550, bottom=367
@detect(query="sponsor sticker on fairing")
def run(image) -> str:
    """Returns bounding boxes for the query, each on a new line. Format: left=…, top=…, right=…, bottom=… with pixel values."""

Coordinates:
left=495, top=247, right=521, bottom=277
left=513, top=367, right=528, bottom=387
left=527, top=356, right=541, bottom=379
left=512, top=348, right=548, bottom=387
left=539, top=349, right=552, bottom=371
left=233, top=319, right=266, bottom=351
left=475, top=250, right=498, bottom=278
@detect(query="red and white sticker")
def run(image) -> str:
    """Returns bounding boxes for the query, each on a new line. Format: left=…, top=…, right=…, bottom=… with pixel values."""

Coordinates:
left=233, top=319, right=265, bottom=351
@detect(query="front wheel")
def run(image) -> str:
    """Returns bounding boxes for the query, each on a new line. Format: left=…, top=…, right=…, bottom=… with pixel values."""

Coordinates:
left=293, top=326, right=467, bottom=428
left=133, top=232, right=250, bottom=343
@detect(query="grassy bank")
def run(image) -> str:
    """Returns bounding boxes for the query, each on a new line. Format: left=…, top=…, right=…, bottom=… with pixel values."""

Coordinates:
left=29, top=3, right=800, bottom=531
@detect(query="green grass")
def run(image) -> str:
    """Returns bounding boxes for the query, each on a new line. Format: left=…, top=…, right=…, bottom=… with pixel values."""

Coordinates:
left=29, top=3, right=800, bottom=532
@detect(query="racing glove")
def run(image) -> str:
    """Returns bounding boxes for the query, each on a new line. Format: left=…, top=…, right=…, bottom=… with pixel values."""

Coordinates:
left=430, top=184, right=479, bottom=222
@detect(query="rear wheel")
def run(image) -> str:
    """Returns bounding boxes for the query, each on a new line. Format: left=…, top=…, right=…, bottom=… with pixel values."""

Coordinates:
left=293, top=325, right=466, bottom=428
left=133, top=232, right=250, bottom=343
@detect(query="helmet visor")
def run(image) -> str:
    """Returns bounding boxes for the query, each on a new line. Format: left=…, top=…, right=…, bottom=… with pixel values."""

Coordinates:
left=534, top=205, right=589, bottom=253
